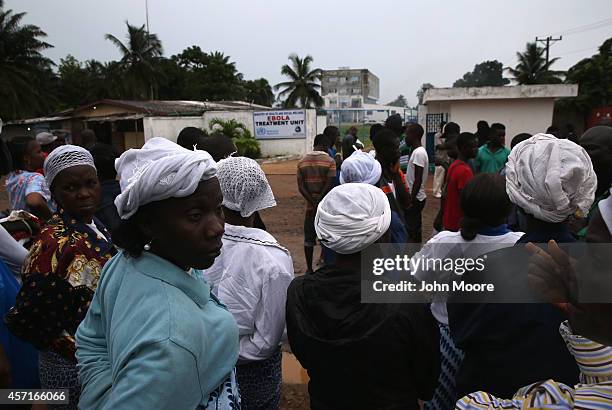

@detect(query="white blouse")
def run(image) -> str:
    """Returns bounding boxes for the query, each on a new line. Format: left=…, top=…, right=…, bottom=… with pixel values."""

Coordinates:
left=204, top=223, right=294, bottom=362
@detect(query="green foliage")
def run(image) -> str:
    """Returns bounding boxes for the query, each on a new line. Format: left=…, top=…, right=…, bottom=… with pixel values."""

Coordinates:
left=175, top=47, right=245, bottom=101
left=207, top=118, right=261, bottom=158
left=244, top=78, right=274, bottom=107
left=387, top=95, right=407, bottom=107
left=560, top=37, right=611, bottom=115
left=0, top=0, right=56, bottom=120
left=338, top=124, right=372, bottom=148
left=506, top=42, right=564, bottom=85
left=453, top=60, right=510, bottom=87
left=208, top=118, right=251, bottom=139
left=234, top=136, right=261, bottom=159
left=275, top=54, right=323, bottom=108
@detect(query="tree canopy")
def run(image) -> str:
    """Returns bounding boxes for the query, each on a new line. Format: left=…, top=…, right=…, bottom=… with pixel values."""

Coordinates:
left=387, top=95, right=407, bottom=107
left=453, top=60, right=510, bottom=87
left=0, top=2, right=278, bottom=120
left=560, top=37, right=611, bottom=115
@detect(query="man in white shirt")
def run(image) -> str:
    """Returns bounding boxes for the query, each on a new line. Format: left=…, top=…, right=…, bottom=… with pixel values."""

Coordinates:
left=405, top=123, right=429, bottom=243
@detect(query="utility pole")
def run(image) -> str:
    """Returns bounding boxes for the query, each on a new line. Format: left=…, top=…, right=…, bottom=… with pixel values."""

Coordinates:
left=535, top=35, right=562, bottom=65
left=145, top=0, right=150, bottom=34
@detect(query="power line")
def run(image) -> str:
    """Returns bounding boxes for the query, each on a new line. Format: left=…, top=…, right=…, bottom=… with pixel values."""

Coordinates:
left=557, top=46, right=599, bottom=57
left=550, top=17, right=612, bottom=36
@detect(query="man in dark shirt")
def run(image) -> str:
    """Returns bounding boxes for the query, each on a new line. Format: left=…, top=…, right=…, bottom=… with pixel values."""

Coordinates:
left=341, top=126, right=363, bottom=159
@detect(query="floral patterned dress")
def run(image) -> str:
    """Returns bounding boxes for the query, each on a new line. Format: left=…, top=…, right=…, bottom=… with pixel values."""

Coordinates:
left=6, top=209, right=116, bottom=409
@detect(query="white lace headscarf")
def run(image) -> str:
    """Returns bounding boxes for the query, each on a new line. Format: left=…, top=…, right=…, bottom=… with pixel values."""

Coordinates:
left=114, top=137, right=217, bottom=219
left=217, top=156, right=276, bottom=217
left=315, top=183, right=391, bottom=254
left=44, top=145, right=96, bottom=188
left=506, top=133, right=597, bottom=223
left=339, top=150, right=382, bottom=185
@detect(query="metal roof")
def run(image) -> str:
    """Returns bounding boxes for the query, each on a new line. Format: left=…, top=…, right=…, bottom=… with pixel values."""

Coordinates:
left=73, top=99, right=271, bottom=116
left=5, top=116, right=71, bottom=126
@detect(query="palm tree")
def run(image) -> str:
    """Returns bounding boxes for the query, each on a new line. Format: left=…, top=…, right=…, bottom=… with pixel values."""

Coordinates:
left=105, top=21, right=163, bottom=99
left=506, top=42, right=564, bottom=84
left=275, top=54, right=323, bottom=108
left=0, top=0, right=55, bottom=119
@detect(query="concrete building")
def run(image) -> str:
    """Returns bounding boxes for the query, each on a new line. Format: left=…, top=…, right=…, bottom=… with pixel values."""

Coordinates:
left=419, top=84, right=579, bottom=146
left=416, top=84, right=579, bottom=169
left=2, top=100, right=326, bottom=158
left=322, top=68, right=380, bottom=123
left=2, top=100, right=270, bottom=152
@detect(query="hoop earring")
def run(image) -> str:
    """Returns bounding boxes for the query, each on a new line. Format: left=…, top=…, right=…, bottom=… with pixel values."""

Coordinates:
left=143, top=240, right=152, bottom=251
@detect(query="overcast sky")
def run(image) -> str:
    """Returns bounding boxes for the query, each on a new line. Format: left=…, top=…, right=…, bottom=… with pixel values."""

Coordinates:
left=8, top=0, right=612, bottom=106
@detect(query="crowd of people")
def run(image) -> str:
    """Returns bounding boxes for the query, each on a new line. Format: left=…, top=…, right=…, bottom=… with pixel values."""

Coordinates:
left=0, top=113, right=609, bottom=409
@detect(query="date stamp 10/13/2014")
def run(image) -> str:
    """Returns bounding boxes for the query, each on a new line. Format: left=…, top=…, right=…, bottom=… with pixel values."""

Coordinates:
left=0, top=389, right=69, bottom=404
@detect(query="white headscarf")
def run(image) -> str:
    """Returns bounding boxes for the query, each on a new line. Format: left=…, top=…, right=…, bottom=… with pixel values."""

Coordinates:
left=315, top=183, right=391, bottom=254
left=506, top=133, right=597, bottom=223
left=114, top=137, right=217, bottom=219
left=217, top=156, right=276, bottom=217
left=339, top=150, right=382, bottom=185
left=44, top=144, right=96, bottom=188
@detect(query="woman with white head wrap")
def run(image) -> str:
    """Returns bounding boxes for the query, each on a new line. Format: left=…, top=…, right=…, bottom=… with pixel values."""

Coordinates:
left=315, top=183, right=390, bottom=253
left=286, top=183, right=439, bottom=409
left=446, top=135, right=595, bottom=403
left=505, top=133, right=597, bottom=243
left=76, top=138, right=240, bottom=409
left=204, top=156, right=293, bottom=409
left=6, top=145, right=116, bottom=407
left=339, top=150, right=382, bottom=185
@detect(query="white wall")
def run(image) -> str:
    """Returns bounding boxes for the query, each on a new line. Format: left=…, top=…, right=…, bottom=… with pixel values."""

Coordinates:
left=420, top=99, right=556, bottom=146
left=144, top=110, right=319, bottom=158
left=449, top=99, right=555, bottom=143
left=316, top=115, right=327, bottom=135
left=143, top=116, right=205, bottom=143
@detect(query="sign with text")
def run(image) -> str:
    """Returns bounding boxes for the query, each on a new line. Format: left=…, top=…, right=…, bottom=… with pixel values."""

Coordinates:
left=253, top=110, right=306, bottom=139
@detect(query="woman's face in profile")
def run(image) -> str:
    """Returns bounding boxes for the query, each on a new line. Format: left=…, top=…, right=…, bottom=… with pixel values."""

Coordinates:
left=144, top=178, right=225, bottom=270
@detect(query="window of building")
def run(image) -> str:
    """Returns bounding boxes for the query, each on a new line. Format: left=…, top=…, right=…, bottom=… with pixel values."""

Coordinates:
left=328, top=76, right=338, bottom=83
left=353, top=88, right=361, bottom=94
left=350, top=76, right=359, bottom=82
left=366, top=110, right=373, bottom=115
left=329, top=99, right=337, bottom=107
left=351, top=99, right=361, bottom=108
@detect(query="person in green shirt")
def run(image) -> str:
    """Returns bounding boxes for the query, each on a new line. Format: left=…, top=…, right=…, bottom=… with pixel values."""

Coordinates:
left=475, top=123, right=510, bottom=173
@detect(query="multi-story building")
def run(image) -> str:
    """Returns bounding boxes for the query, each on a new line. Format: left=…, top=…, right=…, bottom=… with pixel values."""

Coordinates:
left=321, top=68, right=380, bottom=122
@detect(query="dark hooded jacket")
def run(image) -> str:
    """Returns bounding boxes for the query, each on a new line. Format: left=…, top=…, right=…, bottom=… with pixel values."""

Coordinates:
left=286, top=265, right=439, bottom=410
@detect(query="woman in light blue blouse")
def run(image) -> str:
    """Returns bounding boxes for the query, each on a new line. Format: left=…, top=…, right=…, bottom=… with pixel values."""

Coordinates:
left=76, top=138, right=240, bottom=409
